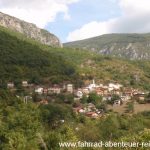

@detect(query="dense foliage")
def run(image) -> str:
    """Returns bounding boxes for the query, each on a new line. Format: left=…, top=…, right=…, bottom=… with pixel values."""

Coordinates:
left=0, top=26, right=78, bottom=85
left=1, top=26, right=150, bottom=90
left=1, top=91, right=150, bottom=149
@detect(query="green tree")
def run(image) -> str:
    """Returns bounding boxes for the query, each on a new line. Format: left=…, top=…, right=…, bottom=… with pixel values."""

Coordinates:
left=80, top=95, right=88, bottom=104
left=87, top=92, right=102, bottom=105
left=126, top=102, right=134, bottom=113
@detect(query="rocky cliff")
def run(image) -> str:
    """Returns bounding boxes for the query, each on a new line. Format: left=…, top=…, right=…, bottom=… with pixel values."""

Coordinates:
left=0, top=12, right=62, bottom=47
left=64, top=33, right=150, bottom=60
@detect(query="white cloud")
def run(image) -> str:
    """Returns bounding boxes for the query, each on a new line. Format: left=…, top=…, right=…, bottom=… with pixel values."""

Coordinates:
left=67, top=0, right=150, bottom=41
left=0, top=0, right=79, bottom=28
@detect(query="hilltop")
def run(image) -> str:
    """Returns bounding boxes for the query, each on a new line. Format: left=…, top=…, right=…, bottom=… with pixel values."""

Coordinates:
left=0, top=12, right=62, bottom=47
left=64, top=33, right=150, bottom=60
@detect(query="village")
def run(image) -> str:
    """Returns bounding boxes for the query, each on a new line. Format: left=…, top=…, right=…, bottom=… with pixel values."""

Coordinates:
left=7, top=80, right=149, bottom=119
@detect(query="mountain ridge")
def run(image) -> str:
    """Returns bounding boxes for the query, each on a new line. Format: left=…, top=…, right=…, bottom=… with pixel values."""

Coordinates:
left=0, top=12, right=62, bottom=47
left=64, top=33, right=150, bottom=60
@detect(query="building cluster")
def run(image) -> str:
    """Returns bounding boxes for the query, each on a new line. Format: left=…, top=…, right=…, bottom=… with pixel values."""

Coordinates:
left=7, top=81, right=73, bottom=94
left=7, top=81, right=31, bottom=89
left=34, top=84, right=73, bottom=95
left=7, top=80, right=147, bottom=108
left=73, top=103, right=104, bottom=119
left=75, top=80, right=147, bottom=105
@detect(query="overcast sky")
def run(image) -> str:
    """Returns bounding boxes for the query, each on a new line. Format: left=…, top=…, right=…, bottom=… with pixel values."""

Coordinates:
left=0, top=0, right=150, bottom=42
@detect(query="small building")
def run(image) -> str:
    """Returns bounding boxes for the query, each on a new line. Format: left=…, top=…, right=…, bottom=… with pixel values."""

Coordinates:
left=114, top=100, right=121, bottom=106
left=88, top=79, right=97, bottom=91
left=48, top=87, right=61, bottom=94
left=85, top=112, right=99, bottom=119
left=38, top=99, right=48, bottom=105
left=101, top=87, right=109, bottom=96
left=22, top=81, right=28, bottom=87
left=43, top=88, right=48, bottom=94
left=73, top=106, right=84, bottom=114
left=82, top=88, right=90, bottom=95
left=7, top=82, right=14, bottom=89
left=35, top=87, right=43, bottom=94
left=123, top=88, right=133, bottom=99
left=95, top=88, right=104, bottom=96
left=67, top=84, right=73, bottom=93
left=76, top=90, right=83, bottom=98
left=108, top=83, right=123, bottom=90
left=111, top=89, right=122, bottom=96
left=121, top=96, right=129, bottom=101
left=133, top=93, right=145, bottom=101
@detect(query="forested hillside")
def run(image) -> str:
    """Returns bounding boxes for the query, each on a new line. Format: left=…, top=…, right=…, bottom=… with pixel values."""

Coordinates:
left=1, top=91, right=150, bottom=149
left=1, top=26, right=150, bottom=90
left=0, top=26, right=78, bottom=86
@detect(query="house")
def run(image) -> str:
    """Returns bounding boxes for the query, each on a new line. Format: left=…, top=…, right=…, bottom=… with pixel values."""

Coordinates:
left=85, top=103, right=96, bottom=112
left=22, top=81, right=28, bottom=87
left=102, top=87, right=109, bottom=96
left=85, top=112, right=99, bottom=118
left=82, top=88, right=90, bottom=95
left=7, top=82, right=14, bottom=89
left=133, top=93, right=145, bottom=101
left=95, top=87, right=104, bottom=96
left=76, top=89, right=83, bottom=98
left=79, top=108, right=85, bottom=113
left=48, top=86, right=61, bottom=94
left=121, top=96, right=129, bottom=101
left=108, top=83, right=123, bottom=90
left=43, top=88, right=48, bottom=94
left=35, top=87, right=43, bottom=94
left=111, top=89, right=122, bottom=96
left=103, top=95, right=112, bottom=101
left=123, top=88, right=133, bottom=99
left=114, top=100, right=121, bottom=106
left=96, top=109, right=104, bottom=114
left=73, top=106, right=84, bottom=114
left=67, top=84, right=73, bottom=93
left=88, top=79, right=97, bottom=91
left=39, top=99, right=48, bottom=105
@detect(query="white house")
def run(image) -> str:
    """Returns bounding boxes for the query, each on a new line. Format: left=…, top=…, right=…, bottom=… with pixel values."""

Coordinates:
left=76, top=90, right=83, bottom=98
left=22, top=81, right=28, bottom=87
left=108, top=83, right=123, bottom=91
left=87, top=79, right=97, bottom=91
left=67, top=84, right=73, bottom=93
left=35, top=87, right=43, bottom=94
left=7, top=82, right=14, bottom=89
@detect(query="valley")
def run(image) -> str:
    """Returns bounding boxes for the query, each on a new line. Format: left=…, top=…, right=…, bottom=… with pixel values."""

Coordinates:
left=0, top=12, right=150, bottom=150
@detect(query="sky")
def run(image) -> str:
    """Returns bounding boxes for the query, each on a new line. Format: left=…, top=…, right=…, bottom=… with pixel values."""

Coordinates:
left=0, top=0, right=150, bottom=42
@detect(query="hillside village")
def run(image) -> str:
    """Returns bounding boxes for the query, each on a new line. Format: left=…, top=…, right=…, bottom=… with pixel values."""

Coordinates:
left=7, top=79, right=149, bottom=119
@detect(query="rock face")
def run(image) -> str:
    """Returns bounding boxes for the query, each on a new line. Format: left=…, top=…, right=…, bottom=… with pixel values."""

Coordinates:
left=0, top=12, right=62, bottom=47
left=64, top=33, right=150, bottom=60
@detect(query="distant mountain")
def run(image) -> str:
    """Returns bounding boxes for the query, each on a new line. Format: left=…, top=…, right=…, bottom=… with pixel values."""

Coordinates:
left=0, top=12, right=62, bottom=47
left=64, top=33, right=150, bottom=60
